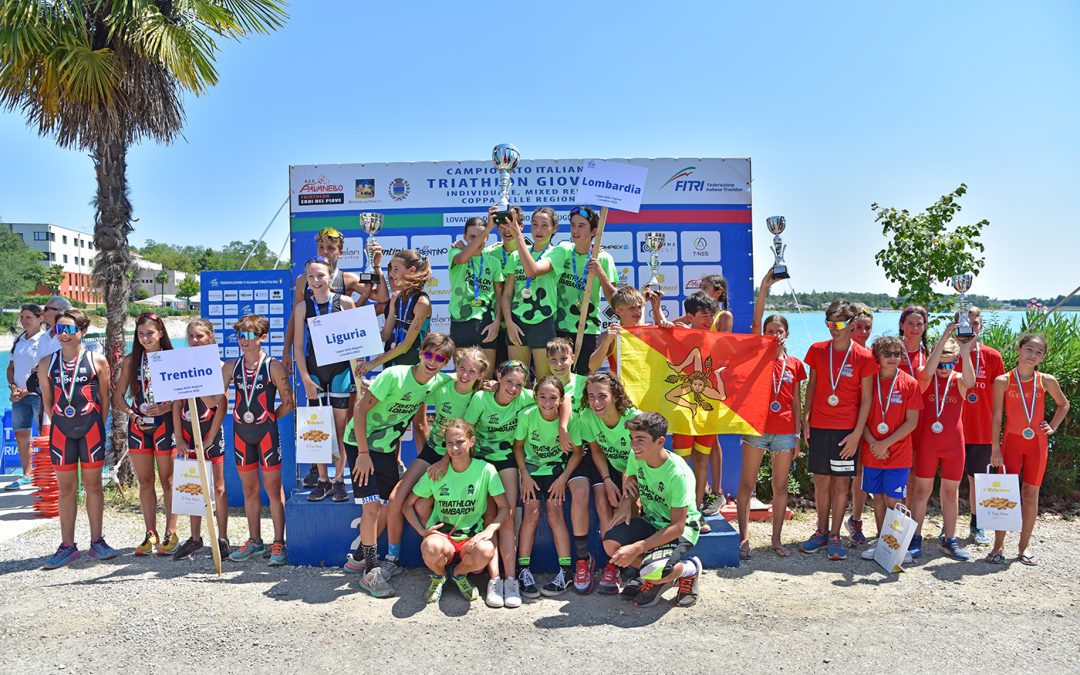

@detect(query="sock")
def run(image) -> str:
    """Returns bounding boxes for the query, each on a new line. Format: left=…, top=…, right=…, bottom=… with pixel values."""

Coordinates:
left=970, top=513, right=978, bottom=529
left=388, top=543, right=401, bottom=560
left=574, top=536, right=590, bottom=559
left=625, top=566, right=639, bottom=581
left=558, top=556, right=572, bottom=572
left=680, top=559, right=697, bottom=578
left=362, top=544, right=378, bottom=573
left=517, top=556, right=531, bottom=569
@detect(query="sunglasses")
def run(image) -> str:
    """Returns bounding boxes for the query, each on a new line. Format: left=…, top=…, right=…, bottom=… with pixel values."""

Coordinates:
left=569, top=206, right=594, bottom=219
left=880, top=350, right=903, bottom=358
left=421, top=350, right=449, bottom=364
left=826, top=320, right=849, bottom=331
left=307, top=255, right=332, bottom=266
left=937, top=361, right=957, bottom=370
left=54, top=324, right=79, bottom=335
left=318, top=227, right=344, bottom=240
left=236, top=330, right=263, bottom=341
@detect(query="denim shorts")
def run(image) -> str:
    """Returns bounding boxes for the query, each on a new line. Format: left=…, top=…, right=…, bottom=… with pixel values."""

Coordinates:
left=11, top=394, right=41, bottom=432
left=742, top=432, right=798, bottom=453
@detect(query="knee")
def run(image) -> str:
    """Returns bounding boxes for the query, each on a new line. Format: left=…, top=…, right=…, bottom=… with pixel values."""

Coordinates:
left=545, top=503, right=564, bottom=526
left=522, top=501, right=540, bottom=521
left=473, top=540, right=496, bottom=560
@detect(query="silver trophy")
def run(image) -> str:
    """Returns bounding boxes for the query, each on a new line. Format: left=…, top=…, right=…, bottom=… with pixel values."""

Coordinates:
left=766, top=216, right=790, bottom=281
left=357, top=212, right=383, bottom=284
left=644, top=232, right=666, bottom=289
left=491, top=143, right=520, bottom=225
left=952, top=273, right=974, bottom=338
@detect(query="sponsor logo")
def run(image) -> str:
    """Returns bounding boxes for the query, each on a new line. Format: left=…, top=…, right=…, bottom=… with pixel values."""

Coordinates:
left=694, top=237, right=707, bottom=251
left=388, top=178, right=410, bottom=201
left=674, top=180, right=705, bottom=192
left=355, top=179, right=375, bottom=199
left=660, top=166, right=696, bottom=188
left=685, top=279, right=701, bottom=290
left=298, top=175, right=345, bottom=206
left=415, top=244, right=449, bottom=259
left=439, top=485, right=450, bottom=497
left=467, top=484, right=475, bottom=496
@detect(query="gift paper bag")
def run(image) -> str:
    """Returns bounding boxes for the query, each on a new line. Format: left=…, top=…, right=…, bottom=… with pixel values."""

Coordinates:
left=874, top=504, right=917, bottom=573
left=974, top=467, right=1022, bottom=532
left=295, top=405, right=335, bottom=464
left=172, top=458, right=215, bottom=517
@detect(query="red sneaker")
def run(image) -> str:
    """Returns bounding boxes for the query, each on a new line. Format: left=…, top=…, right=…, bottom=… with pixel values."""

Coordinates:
left=597, top=563, right=620, bottom=594
left=573, top=555, right=595, bottom=595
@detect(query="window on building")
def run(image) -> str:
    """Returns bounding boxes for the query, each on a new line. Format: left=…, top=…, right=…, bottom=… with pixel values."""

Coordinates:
left=34, top=231, right=48, bottom=241
left=62, top=235, right=68, bottom=244
left=48, top=252, right=55, bottom=262
left=63, top=254, right=68, bottom=263
left=49, top=232, right=55, bottom=241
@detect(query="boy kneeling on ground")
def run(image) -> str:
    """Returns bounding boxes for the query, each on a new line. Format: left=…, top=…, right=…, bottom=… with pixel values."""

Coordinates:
left=603, top=412, right=703, bottom=608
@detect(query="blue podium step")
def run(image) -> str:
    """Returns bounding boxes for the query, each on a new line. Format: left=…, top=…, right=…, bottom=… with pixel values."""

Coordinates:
left=694, top=515, right=740, bottom=568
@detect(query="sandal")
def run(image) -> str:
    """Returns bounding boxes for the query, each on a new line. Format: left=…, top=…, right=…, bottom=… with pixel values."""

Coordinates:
left=771, top=545, right=790, bottom=558
left=985, top=552, right=1006, bottom=565
left=1018, top=553, right=1038, bottom=566
left=739, top=541, right=751, bottom=560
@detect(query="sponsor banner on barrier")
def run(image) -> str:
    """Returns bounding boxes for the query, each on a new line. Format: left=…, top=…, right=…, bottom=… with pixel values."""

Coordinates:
left=680, top=231, right=722, bottom=262
left=148, top=344, right=226, bottom=400
left=682, top=265, right=726, bottom=294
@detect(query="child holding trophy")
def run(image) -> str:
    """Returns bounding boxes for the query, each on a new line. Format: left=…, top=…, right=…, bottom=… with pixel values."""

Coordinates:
left=449, top=214, right=499, bottom=370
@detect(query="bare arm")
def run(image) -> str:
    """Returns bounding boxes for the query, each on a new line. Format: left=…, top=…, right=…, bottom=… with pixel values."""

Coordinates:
left=1043, top=374, right=1070, bottom=435
left=269, top=360, right=294, bottom=419
left=93, top=353, right=111, bottom=420
left=990, top=375, right=1008, bottom=466
left=111, top=356, right=135, bottom=416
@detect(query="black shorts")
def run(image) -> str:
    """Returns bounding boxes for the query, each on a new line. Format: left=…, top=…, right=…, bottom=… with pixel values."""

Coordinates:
left=477, top=454, right=517, bottom=472
left=964, top=443, right=993, bottom=477
left=603, top=517, right=695, bottom=577
left=450, top=318, right=496, bottom=350
left=234, top=424, right=281, bottom=473
left=344, top=443, right=399, bottom=503
left=50, top=416, right=106, bottom=472
left=570, top=452, right=623, bottom=489
left=128, top=415, right=176, bottom=456
left=495, top=328, right=510, bottom=369
left=520, top=317, right=557, bottom=350
left=522, top=471, right=565, bottom=502
left=307, top=363, right=355, bottom=410
left=808, top=427, right=856, bottom=476
left=555, top=330, right=598, bottom=376
left=416, top=442, right=443, bottom=465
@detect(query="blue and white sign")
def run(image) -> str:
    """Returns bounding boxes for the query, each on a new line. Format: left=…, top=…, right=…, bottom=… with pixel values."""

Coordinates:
left=147, top=344, right=225, bottom=400
left=576, top=160, right=649, bottom=213
left=200, top=270, right=291, bottom=360
left=307, top=305, right=384, bottom=365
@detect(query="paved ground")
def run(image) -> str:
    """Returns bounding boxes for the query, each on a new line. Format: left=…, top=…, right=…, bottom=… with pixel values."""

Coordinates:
left=0, top=491, right=1076, bottom=674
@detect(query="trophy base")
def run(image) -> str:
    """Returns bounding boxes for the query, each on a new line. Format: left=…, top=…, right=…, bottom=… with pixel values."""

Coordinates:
left=956, top=325, right=975, bottom=339
left=771, top=265, right=790, bottom=281
left=493, top=209, right=512, bottom=226
left=358, top=272, right=376, bottom=285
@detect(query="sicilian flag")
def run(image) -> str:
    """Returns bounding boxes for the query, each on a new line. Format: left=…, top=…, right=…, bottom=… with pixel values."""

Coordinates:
left=618, top=326, right=775, bottom=436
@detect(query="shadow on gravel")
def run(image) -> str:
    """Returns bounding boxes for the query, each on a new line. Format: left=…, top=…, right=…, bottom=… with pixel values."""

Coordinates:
left=532, top=596, right=674, bottom=629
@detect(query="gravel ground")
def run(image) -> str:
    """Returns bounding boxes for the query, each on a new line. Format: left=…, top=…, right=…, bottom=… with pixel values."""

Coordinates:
left=1, top=506, right=1076, bottom=674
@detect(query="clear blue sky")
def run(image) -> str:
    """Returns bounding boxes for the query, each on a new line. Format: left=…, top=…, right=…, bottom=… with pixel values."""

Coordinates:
left=1, top=1, right=1076, bottom=299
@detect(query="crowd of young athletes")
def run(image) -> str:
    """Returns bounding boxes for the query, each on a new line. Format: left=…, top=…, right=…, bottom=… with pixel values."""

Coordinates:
left=25, top=204, right=1068, bottom=609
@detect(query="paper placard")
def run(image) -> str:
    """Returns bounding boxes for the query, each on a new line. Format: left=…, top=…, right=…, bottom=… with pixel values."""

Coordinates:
left=575, top=159, right=648, bottom=213
left=172, top=458, right=215, bottom=517
left=307, top=304, right=383, bottom=366
left=295, top=406, right=335, bottom=464
left=974, top=470, right=1022, bottom=532
left=147, top=344, right=225, bottom=401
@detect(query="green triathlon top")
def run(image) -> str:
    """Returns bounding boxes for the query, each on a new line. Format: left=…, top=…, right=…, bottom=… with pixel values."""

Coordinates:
left=625, top=451, right=702, bottom=545
left=513, top=405, right=566, bottom=476
left=554, top=242, right=620, bottom=335
left=504, top=243, right=569, bottom=325
left=571, top=405, right=641, bottom=474
left=448, top=247, right=498, bottom=323
left=344, top=366, right=445, bottom=453
left=560, top=372, right=587, bottom=441
left=412, top=458, right=505, bottom=540
left=424, top=376, right=478, bottom=457
left=463, top=388, right=535, bottom=463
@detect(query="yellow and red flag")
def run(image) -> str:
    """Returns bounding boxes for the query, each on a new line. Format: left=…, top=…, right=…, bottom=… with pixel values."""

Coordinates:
left=618, top=326, right=775, bottom=436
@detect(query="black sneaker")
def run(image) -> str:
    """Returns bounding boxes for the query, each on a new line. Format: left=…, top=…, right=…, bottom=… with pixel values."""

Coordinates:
left=217, top=538, right=231, bottom=558
left=301, top=464, right=320, bottom=488
left=541, top=568, right=572, bottom=597
left=621, top=577, right=643, bottom=598
left=308, top=481, right=331, bottom=502
left=632, top=579, right=674, bottom=608
left=173, top=537, right=204, bottom=561
left=518, top=568, right=540, bottom=599
left=330, top=480, right=349, bottom=502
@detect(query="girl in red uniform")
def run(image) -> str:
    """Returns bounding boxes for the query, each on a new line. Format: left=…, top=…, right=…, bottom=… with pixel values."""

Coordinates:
left=737, top=271, right=806, bottom=558
left=909, top=325, right=975, bottom=561
left=170, top=319, right=230, bottom=560
left=897, top=306, right=929, bottom=377
left=988, top=334, right=1069, bottom=565
left=114, top=312, right=179, bottom=556
left=38, top=310, right=116, bottom=569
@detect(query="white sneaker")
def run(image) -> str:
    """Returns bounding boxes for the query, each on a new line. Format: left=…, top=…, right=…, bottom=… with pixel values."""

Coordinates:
left=485, top=577, right=504, bottom=608
left=860, top=546, right=877, bottom=560
left=503, top=577, right=522, bottom=608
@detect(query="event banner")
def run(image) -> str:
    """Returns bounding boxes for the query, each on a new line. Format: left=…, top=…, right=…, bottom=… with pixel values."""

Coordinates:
left=288, top=157, right=753, bottom=333
left=200, top=270, right=292, bottom=360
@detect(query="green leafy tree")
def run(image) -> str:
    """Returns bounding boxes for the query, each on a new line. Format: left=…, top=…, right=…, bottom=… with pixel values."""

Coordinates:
left=0, top=0, right=287, bottom=483
left=43, top=263, right=66, bottom=294
left=873, top=184, right=988, bottom=323
left=0, top=229, right=44, bottom=306
left=176, top=274, right=199, bottom=300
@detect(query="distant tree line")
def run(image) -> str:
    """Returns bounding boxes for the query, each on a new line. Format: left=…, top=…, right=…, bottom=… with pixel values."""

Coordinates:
left=136, top=239, right=284, bottom=274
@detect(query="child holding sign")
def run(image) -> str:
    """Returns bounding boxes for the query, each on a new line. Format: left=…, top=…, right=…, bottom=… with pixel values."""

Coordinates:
left=113, top=312, right=179, bottom=556
left=171, top=319, right=230, bottom=561
left=293, top=256, right=357, bottom=503
left=38, top=310, right=117, bottom=569
left=225, top=315, right=295, bottom=566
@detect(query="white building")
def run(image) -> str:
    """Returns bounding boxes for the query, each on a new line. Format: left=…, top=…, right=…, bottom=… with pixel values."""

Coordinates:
left=3, top=222, right=101, bottom=304
left=132, top=252, right=187, bottom=298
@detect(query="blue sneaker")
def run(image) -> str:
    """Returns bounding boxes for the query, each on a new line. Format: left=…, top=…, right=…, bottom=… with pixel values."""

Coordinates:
left=3, top=475, right=32, bottom=491
left=827, top=534, right=847, bottom=560
left=943, top=537, right=970, bottom=561
left=799, top=529, right=828, bottom=554
left=87, top=537, right=118, bottom=561
left=908, top=534, right=923, bottom=559
left=228, top=538, right=265, bottom=562
left=44, top=543, right=81, bottom=570
left=268, top=541, right=288, bottom=567
left=845, top=517, right=867, bottom=546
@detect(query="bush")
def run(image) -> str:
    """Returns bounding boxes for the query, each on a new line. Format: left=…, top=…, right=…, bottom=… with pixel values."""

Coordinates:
left=981, top=310, right=1080, bottom=507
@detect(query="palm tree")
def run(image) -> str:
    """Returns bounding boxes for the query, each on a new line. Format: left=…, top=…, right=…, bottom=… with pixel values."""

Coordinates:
left=154, top=269, right=168, bottom=303
left=0, top=1, right=286, bottom=482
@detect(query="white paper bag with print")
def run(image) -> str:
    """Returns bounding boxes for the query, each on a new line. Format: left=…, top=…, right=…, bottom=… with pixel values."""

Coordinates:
left=874, top=504, right=917, bottom=573
left=172, top=458, right=215, bottom=517
left=295, top=405, right=335, bottom=464
left=974, top=467, right=1022, bottom=532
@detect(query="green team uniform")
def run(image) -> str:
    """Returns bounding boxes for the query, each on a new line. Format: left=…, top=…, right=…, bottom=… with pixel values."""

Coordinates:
left=513, top=405, right=566, bottom=476
left=463, top=389, right=535, bottom=463
left=560, top=372, right=586, bottom=440
left=625, top=451, right=702, bottom=545
left=344, top=366, right=443, bottom=453
left=571, top=406, right=641, bottom=473
left=412, top=458, right=505, bottom=539
left=424, top=377, right=478, bottom=457
left=505, top=244, right=569, bottom=325
left=554, top=243, right=620, bottom=335
left=448, top=247, right=498, bottom=322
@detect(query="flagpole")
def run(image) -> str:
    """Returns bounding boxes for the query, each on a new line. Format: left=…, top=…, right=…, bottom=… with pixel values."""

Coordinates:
left=573, top=206, right=609, bottom=368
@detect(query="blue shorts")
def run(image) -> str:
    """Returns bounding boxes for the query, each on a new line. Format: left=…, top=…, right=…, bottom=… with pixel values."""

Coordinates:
left=11, top=395, right=41, bottom=432
left=862, top=466, right=909, bottom=499
left=742, top=433, right=798, bottom=453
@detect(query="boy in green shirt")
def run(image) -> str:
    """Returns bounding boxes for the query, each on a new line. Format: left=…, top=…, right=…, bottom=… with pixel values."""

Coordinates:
left=603, top=412, right=703, bottom=608
left=449, top=215, right=498, bottom=369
